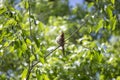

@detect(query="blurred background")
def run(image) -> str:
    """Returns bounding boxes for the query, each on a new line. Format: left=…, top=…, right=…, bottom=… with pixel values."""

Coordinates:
left=0, top=0, right=120, bottom=80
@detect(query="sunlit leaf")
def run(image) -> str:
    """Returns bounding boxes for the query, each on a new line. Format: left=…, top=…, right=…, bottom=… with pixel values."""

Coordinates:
left=4, top=42, right=9, bottom=47
left=15, top=12, right=22, bottom=22
left=96, top=19, right=103, bottom=33
left=43, top=74, right=49, bottom=80
left=0, top=24, right=3, bottom=30
left=38, top=22, right=44, bottom=31
left=117, top=76, right=120, bottom=80
left=9, top=46, right=14, bottom=53
left=21, top=43, right=27, bottom=52
left=36, top=74, right=43, bottom=80
left=25, top=1, right=29, bottom=9
left=21, top=68, right=28, bottom=80
left=30, top=55, right=35, bottom=62
left=38, top=51, right=43, bottom=57
left=18, top=48, right=23, bottom=57
left=111, top=0, right=115, bottom=4
left=26, top=38, right=31, bottom=45
left=106, top=5, right=113, bottom=18
left=39, top=57, right=45, bottom=64
left=88, top=2, right=94, bottom=8
left=0, top=6, right=7, bottom=14
left=110, top=16, right=117, bottom=30
left=0, top=50, right=3, bottom=56
left=5, top=18, right=17, bottom=26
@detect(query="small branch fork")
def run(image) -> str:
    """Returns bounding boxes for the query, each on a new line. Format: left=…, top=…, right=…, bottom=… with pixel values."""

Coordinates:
left=26, top=0, right=33, bottom=80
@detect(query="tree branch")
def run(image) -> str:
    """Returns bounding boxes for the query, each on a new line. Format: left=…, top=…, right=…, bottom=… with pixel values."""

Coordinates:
left=26, top=0, right=32, bottom=80
left=44, top=45, right=60, bottom=58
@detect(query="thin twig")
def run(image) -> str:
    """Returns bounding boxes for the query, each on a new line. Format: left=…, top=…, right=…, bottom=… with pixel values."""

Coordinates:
left=29, top=45, right=60, bottom=71
left=44, top=45, right=60, bottom=58
left=28, top=2, right=32, bottom=37
left=65, top=22, right=85, bottom=41
left=26, top=0, right=32, bottom=80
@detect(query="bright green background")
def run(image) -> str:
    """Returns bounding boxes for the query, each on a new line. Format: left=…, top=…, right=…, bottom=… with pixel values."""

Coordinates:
left=0, top=0, right=120, bottom=80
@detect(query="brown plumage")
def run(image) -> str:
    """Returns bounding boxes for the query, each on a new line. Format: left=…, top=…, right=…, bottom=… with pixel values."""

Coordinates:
left=56, top=31, right=65, bottom=56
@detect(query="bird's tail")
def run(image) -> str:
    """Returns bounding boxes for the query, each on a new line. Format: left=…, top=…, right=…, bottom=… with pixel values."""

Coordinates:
left=62, top=46, right=65, bottom=56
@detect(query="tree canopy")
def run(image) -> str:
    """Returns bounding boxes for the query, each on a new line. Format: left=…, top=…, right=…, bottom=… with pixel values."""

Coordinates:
left=0, top=0, right=120, bottom=80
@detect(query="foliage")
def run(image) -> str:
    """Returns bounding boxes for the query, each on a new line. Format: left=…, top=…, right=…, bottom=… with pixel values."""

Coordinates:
left=0, top=0, right=120, bottom=80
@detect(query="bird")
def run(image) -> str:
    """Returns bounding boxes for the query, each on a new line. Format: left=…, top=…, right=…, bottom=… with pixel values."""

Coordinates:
left=56, top=31, right=65, bottom=56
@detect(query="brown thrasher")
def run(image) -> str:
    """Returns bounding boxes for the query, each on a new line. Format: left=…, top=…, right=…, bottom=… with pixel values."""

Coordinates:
left=56, top=31, right=65, bottom=56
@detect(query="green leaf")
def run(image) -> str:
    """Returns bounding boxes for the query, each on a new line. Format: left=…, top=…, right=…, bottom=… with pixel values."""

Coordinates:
left=117, top=76, right=120, bottom=80
left=4, top=42, right=9, bottom=47
left=39, top=57, right=45, bottom=64
left=15, top=12, right=22, bottom=22
left=106, top=5, right=113, bottom=18
left=5, top=18, right=17, bottom=26
left=38, top=22, right=44, bottom=31
left=43, top=74, right=49, bottom=80
left=111, top=0, right=115, bottom=4
left=33, top=37, right=40, bottom=47
left=21, top=68, right=28, bottom=80
left=25, top=1, right=29, bottom=9
left=0, top=6, right=7, bottom=14
left=26, top=38, right=31, bottom=45
left=88, top=2, right=94, bottom=8
left=9, top=46, right=14, bottom=53
left=96, top=0, right=98, bottom=3
left=21, top=43, right=27, bottom=52
left=30, top=55, right=35, bottom=62
left=112, top=19, right=116, bottom=30
left=18, top=48, right=23, bottom=57
left=107, top=24, right=111, bottom=30
left=38, top=51, right=43, bottom=57
left=110, top=16, right=117, bottom=30
left=0, top=24, right=3, bottom=30
left=0, top=50, right=3, bottom=57
left=36, top=74, right=43, bottom=80
left=96, top=19, right=103, bottom=33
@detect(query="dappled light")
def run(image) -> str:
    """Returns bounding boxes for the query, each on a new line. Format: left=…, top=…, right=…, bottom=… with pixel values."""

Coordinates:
left=0, top=0, right=120, bottom=80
